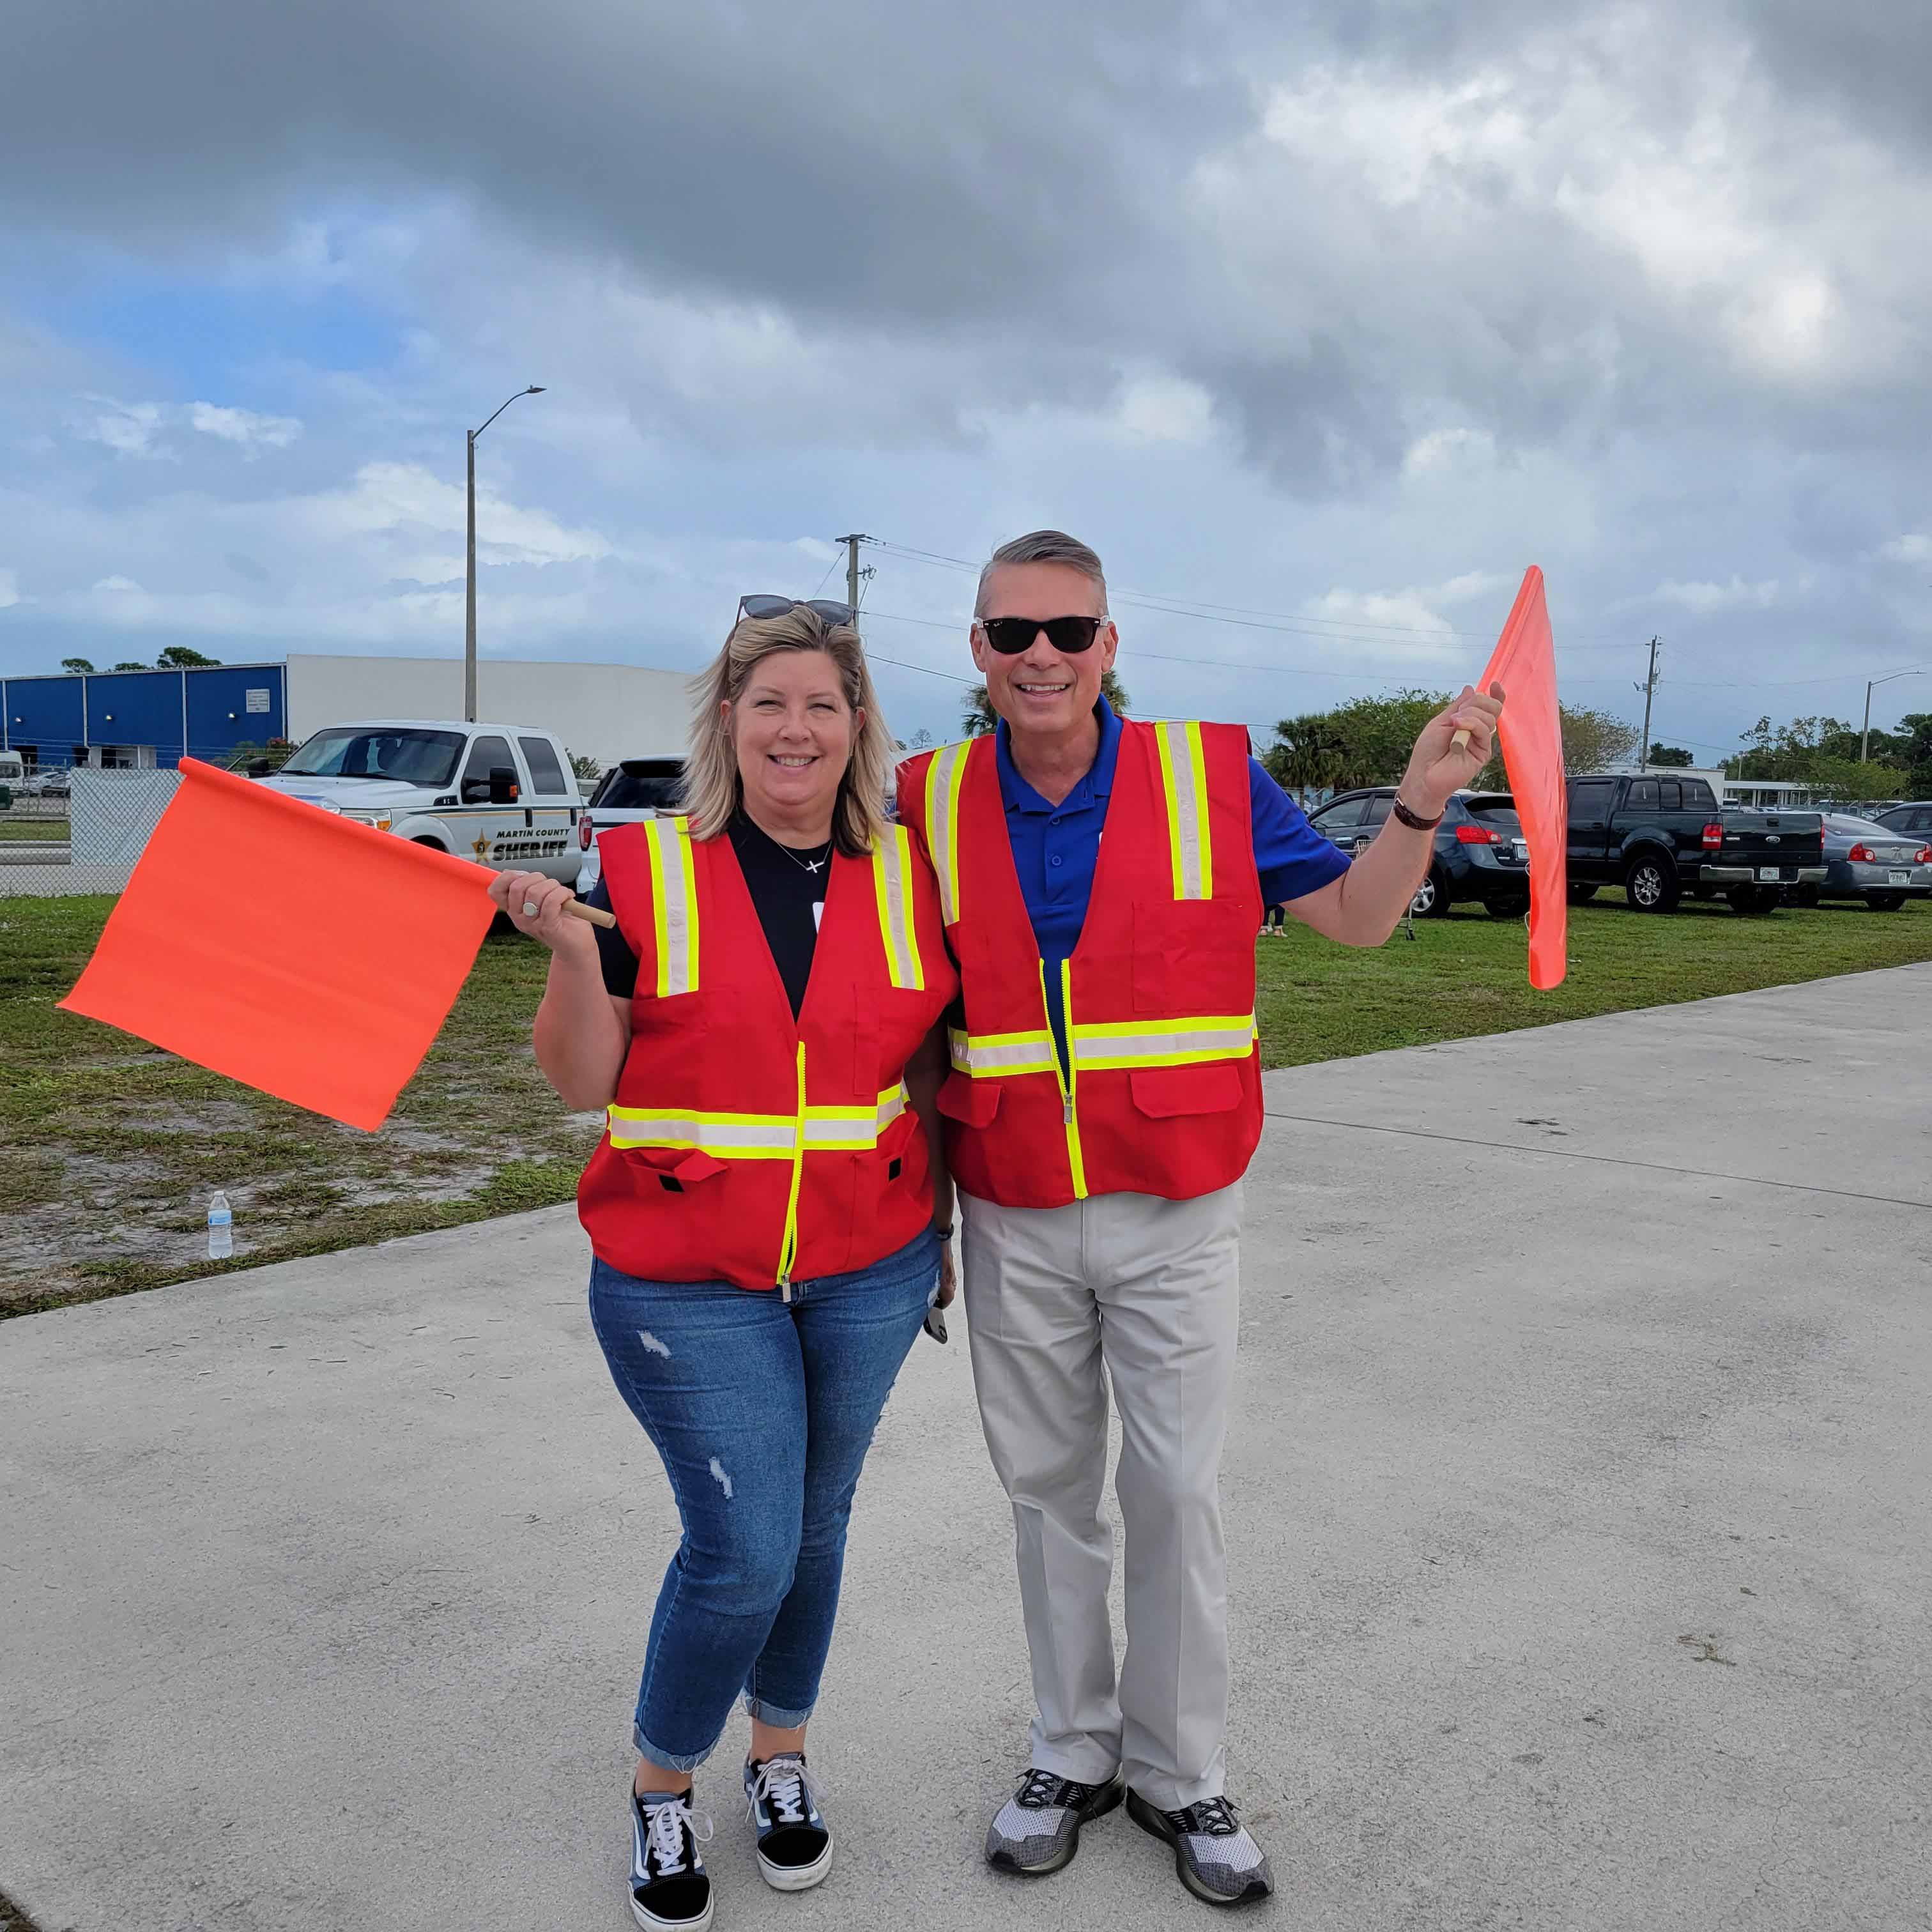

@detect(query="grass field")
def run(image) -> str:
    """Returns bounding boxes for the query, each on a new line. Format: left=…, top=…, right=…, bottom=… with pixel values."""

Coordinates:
left=0, top=818, right=69, bottom=841
left=6, top=889, right=1931, bottom=1316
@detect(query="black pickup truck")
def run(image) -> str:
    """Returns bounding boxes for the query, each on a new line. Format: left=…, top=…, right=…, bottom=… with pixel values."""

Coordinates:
left=1566, top=772, right=1826, bottom=914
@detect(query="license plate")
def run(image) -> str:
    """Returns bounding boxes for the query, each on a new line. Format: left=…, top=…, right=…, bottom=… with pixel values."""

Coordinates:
left=1890, top=870, right=1911, bottom=885
left=1756, top=867, right=1781, bottom=882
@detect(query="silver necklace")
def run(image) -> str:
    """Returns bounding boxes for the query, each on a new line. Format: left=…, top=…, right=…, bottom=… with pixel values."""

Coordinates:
left=773, top=834, right=833, bottom=875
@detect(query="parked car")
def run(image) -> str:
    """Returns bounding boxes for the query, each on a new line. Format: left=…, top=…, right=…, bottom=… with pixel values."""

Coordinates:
left=1306, top=787, right=1531, bottom=917
left=1566, top=772, right=1825, bottom=914
left=1873, top=802, right=1932, bottom=840
left=1784, top=814, right=1932, bottom=911
left=575, top=756, right=685, bottom=894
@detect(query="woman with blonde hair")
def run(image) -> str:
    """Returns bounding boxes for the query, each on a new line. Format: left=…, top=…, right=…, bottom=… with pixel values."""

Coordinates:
left=491, top=597, right=956, bottom=1932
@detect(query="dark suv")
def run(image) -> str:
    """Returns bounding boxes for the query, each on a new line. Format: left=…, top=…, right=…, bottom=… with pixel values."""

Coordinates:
left=1306, top=788, right=1529, bottom=917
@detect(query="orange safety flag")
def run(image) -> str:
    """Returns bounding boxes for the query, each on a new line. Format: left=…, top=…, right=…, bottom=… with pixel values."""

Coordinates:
left=59, top=758, right=498, bottom=1131
left=1478, top=566, right=1567, bottom=988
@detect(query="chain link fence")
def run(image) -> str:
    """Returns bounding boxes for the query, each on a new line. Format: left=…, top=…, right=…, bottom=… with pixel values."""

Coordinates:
left=0, top=769, right=181, bottom=897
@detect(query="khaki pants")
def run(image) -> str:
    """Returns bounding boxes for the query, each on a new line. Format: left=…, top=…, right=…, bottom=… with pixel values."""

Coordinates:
left=960, top=1182, right=1243, bottom=1810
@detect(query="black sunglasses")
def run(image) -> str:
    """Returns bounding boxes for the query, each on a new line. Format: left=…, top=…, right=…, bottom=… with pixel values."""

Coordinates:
left=738, top=595, right=858, bottom=625
left=976, top=615, right=1108, bottom=656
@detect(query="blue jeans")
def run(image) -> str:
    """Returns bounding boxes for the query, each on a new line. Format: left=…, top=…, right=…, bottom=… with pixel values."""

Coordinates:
left=588, top=1229, right=939, bottom=1773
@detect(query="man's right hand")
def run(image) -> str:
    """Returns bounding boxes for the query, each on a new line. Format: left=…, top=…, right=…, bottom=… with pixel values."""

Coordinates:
left=488, top=869, right=601, bottom=966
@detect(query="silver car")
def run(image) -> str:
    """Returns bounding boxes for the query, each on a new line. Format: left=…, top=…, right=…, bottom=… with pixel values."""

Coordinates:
left=1788, top=814, right=1932, bottom=911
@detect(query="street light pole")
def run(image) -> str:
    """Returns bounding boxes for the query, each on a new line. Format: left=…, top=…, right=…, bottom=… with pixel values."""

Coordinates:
left=464, top=385, right=546, bottom=723
left=1862, top=668, right=1925, bottom=763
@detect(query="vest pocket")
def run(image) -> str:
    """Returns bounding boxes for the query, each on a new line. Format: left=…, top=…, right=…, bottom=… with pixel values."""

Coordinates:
left=1128, top=1062, right=1243, bottom=1118
left=620, top=1146, right=728, bottom=1192
left=936, top=1071, right=1002, bottom=1128
left=1131, top=899, right=1254, bottom=1014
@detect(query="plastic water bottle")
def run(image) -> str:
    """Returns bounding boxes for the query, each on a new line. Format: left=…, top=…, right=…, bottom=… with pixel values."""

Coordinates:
left=207, top=1191, right=233, bottom=1260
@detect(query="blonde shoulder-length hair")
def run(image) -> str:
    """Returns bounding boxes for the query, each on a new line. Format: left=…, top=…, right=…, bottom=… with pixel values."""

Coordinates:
left=684, top=604, right=896, bottom=857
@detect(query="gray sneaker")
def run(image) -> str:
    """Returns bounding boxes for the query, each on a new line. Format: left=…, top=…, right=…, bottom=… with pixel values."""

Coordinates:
left=1126, top=1789, right=1274, bottom=1906
left=985, top=1766, right=1125, bottom=1876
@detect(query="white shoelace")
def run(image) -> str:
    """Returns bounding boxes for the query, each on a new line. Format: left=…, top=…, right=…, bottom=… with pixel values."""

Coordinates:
left=642, top=1795, right=713, bottom=1878
left=746, top=1754, right=826, bottom=1830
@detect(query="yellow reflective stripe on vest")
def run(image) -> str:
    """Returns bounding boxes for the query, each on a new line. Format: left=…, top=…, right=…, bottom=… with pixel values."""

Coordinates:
left=643, top=815, right=700, bottom=997
left=924, top=740, right=970, bottom=925
left=1070, top=1014, right=1256, bottom=1071
left=948, top=1024, right=1058, bottom=1077
left=871, top=825, right=925, bottom=990
left=608, top=1084, right=908, bottom=1158
left=1153, top=720, right=1213, bottom=901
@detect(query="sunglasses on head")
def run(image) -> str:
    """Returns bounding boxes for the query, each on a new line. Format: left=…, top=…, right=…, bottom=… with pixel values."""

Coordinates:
left=976, top=615, right=1109, bottom=656
left=737, top=594, right=858, bottom=625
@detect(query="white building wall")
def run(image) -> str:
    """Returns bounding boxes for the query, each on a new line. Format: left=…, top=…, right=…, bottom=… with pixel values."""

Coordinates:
left=284, top=656, right=693, bottom=767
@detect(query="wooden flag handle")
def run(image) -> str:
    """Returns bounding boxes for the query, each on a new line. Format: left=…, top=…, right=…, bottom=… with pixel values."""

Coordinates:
left=563, top=898, right=617, bottom=930
left=1451, top=727, right=1473, bottom=753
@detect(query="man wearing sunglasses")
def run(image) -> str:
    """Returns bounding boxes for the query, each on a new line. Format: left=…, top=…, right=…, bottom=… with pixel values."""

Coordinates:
left=898, top=530, right=1502, bottom=1908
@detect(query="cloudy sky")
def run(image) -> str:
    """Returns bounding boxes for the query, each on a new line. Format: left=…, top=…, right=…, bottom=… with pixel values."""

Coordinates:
left=3, top=0, right=1929, bottom=759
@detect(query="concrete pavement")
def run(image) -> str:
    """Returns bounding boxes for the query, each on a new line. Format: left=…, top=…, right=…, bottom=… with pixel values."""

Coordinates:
left=3, top=965, right=1929, bottom=1931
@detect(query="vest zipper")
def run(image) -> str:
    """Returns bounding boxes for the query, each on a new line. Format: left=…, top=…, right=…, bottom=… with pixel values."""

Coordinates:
left=1041, top=958, right=1088, bottom=1201
left=776, top=1041, right=807, bottom=1300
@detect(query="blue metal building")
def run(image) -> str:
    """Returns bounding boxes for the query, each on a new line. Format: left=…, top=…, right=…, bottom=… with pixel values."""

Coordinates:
left=0, top=663, right=288, bottom=770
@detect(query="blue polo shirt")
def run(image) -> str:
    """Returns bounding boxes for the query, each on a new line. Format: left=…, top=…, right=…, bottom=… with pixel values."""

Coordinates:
left=996, top=698, right=1351, bottom=1073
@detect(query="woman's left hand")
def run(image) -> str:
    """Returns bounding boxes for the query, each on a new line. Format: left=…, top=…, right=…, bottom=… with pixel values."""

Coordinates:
left=935, top=1241, right=957, bottom=1308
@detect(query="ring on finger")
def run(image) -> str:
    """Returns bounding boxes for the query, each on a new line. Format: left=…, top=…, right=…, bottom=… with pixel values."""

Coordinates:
left=522, top=900, right=539, bottom=917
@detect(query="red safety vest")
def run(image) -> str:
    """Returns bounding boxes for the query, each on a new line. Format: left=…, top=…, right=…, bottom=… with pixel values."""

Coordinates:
left=897, top=719, right=1262, bottom=1211
left=576, top=816, right=956, bottom=1291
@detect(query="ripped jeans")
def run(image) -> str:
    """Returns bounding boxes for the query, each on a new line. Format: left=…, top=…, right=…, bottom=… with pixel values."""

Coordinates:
left=588, top=1230, right=939, bottom=1773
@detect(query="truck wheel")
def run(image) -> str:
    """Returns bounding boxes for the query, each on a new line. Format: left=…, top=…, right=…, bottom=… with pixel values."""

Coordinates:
left=1726, top=885, right=1779, bottom=914
left=1624, top=852, right=1679, bottom=912
left=1786, top=884, right=1820, bottom=908
left=1486, top=896, right=1531, bottom=919
left=1567, top=884, right=1598, bottom=903
left=1409, top=868, right=1451, bottom=918
left=1867, top=892, right=1906, bottom=912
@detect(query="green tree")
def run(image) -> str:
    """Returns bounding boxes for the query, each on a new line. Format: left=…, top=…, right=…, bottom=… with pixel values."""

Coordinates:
left=567, top=751, right=601, bottom=782
left=1263, top=713, right=1344, bottom=802
left=1470, top=702, right=1639, bottom=788
left=111, top=661, right=147, bottom=671
left=1648, top=743, right=1694, bottom=767
left=155, top=645, right=221, bottom=668
left=60, top=657, right=95, bottom=674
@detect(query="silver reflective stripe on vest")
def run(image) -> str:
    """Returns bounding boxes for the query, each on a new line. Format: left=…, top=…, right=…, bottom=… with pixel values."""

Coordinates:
left=1153, top=719, right=1213, bottom=901
left=605, top=1108, right=793, bottom=1156
left=871, top=825, right=925, bottom=990
left=643, top=815, right=699, bottom=997
left=924, top=740, right=970, bottom=926
left=1070, top=1016, right=1256, bottom=1071
left=608, top=1083, right=908, bottom=1158
left=947, top=1024, right=1058, bottom=1077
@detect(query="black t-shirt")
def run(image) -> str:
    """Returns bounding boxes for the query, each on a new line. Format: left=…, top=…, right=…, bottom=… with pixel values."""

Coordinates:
left=585, top=813, right=828, bottom=1018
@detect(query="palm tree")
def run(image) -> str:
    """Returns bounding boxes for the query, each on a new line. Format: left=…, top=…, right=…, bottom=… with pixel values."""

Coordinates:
left=961, top=668, right=1132, bottom=739
left=1265, top=714, right=1341, bottom=803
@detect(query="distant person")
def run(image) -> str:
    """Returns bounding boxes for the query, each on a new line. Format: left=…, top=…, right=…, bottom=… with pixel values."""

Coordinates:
left=898, top=531, right=1501, bottom=1908
left=493, top=598, right=957, bottom=1932
left=1260, top=902, right=1287, bottom=935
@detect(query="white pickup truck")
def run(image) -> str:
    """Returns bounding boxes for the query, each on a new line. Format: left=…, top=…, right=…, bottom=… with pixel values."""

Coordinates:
left=251, top=719, right=585, bottom=883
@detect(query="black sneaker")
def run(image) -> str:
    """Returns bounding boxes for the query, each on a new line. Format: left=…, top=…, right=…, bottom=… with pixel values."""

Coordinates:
left=985, top=1766, right=1125, bottom=1876
left=629, top=1787, right=714, bottom=1931
left=1126, top=1788, right=1274, bottom=1906
left=743, top=1752, right=833, bottom=1892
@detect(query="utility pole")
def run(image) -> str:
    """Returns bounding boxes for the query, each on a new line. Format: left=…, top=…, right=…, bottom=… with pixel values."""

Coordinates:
left=1634, top=637, right=1660, bottom=771
left=464, top=385, right=546, bottom=722
left=836, top=533, right=872, bottom=621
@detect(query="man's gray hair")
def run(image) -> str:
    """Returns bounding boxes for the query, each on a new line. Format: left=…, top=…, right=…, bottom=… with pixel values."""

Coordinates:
left=974, top=530, right=1108, bottom=618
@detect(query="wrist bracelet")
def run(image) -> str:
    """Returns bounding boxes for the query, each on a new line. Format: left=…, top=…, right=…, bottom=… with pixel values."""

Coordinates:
left=932, top=1222, right=955, bottom=1241
left=1390, top=794, right=1443, bottom=831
